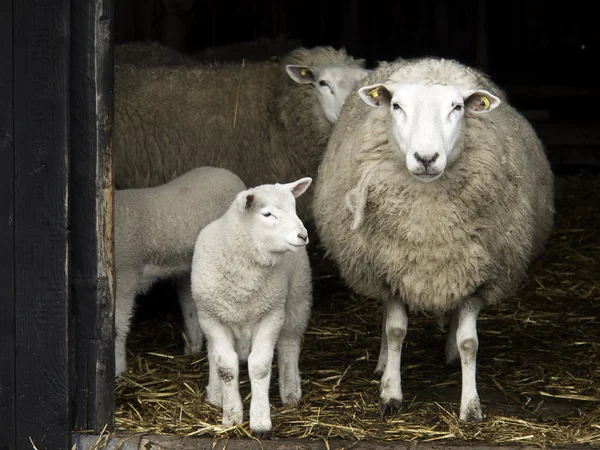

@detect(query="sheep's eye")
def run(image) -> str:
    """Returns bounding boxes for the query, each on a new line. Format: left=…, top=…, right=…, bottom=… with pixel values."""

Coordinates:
left=454, top=104, right=463, bottom=111
left=262, top=212, right=272, bottom=217
left=318, top=80, right=328, bottom=87
left=392, top=103, right=401, bottom=110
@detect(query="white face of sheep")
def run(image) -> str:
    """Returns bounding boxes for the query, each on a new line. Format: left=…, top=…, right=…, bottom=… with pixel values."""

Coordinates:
left=236, top=177, right=312, bottom=253
left=358, top=82, right=502, bottom=183
left=286, top=65, right=370, bottom=123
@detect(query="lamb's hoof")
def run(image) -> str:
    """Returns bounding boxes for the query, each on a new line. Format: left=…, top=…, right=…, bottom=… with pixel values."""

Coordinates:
left=281, top=391, right=301, bottom=407
left=252, top=429, right=271, bottom=440
left=379, top=398, right=403, bottom=419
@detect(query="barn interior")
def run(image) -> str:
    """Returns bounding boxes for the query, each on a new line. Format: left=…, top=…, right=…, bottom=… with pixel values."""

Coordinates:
left=112, top=0, right=600, bottom=446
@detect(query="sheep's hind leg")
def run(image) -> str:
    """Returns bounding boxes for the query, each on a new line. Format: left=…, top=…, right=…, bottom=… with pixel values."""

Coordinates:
left=445, top=308, right=460, bottom=367
left=375, top=303, right=388, bottom=376
left=277, top=329, right=302, bottom=406
left=379, top=299, right=408, bottom=417
left=175, top=275, right=204, bottom=355
left=456, top=296, right=484, bottom=422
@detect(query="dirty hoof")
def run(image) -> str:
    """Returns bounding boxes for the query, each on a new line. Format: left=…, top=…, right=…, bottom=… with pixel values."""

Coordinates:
left=252, top=429, right=271, bottom=440
left=460, top=400, right=483, bottom=422
left=379, top=398, right=403, bottom=418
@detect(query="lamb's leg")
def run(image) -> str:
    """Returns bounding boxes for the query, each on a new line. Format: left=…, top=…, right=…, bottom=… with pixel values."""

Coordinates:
left=456, top=296, right=484, bottom=422
left=206, top=346, right=222, bottom=407
left=445, top=308, right=460, bottom=367
left=201, top=317, right=243, bottom=426
left=375, top=303, right=388, bottom=375
left=174, top=274, right=204, bottom=355
left=277, top=329, right=302, bottom=406
left=248, top=312, right=284, bottom=438
left=379, top=299, right=408, bottom=416
left=115, top=272, right=139, bottom=378
left=278, top=261, right=311, bottom=408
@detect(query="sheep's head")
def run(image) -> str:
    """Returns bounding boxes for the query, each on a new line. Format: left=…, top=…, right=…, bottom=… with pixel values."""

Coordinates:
left=358, top=81, right=501, bottom=183
left=235, top=177, right=312, bottom=254
left=286, top=64, right=370, bottom=123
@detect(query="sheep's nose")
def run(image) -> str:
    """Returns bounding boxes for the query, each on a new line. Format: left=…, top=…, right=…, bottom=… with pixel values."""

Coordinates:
left=298, top=233, right=308, bottom=242
left=414, top=152, right=439, bottom=168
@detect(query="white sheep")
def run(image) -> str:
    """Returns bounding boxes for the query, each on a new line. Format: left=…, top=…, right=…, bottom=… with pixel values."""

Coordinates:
left=191, top=177, right=313, bottom=437
left=115, top=166, right=246, bottom=377
left=114, top=46, right=369, bottom=220
left=313, top=57, right=555, bottom=422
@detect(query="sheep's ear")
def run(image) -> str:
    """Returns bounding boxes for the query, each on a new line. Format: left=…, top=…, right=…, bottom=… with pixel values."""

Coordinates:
left=285, top=177, right=312, bottom=198
left=286, top=65, right=317, bottom=84
left=358, top=83, right=392, bottom=107
left=464, top=90, right=501, bottom=114
left=236, top=190, right=255, bottom=213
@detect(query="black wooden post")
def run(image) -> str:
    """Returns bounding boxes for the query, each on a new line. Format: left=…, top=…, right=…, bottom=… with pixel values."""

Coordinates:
left=0, top=0, right=15, bottom=448
left=71, top=0, right=115, bottom=433
left=12, top=0, right=71, bottom=449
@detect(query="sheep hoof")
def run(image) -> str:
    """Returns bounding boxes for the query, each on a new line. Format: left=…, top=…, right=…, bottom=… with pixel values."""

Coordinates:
left=252, top=429, right=271, bottom=440
left=379, top=398, right=403, bottom=418
left=460, top=400, right=483, bottom=422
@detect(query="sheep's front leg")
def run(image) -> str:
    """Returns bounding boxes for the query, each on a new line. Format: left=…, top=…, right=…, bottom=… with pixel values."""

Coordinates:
left=375, top=303, right=388, bottom=375
left=379, top=299, right=407, bottom=416
left=201, top=317, right=243, bottom=426
left=174, top=275, right=204, bottom=355
left=456, top=296, right=484, bottom=422
left=248, top=311, right=284, bottom=438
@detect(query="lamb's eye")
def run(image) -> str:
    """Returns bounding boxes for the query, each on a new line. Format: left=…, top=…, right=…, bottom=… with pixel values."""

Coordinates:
left=262, top=212, right=272, bottom=217
left=319, top=80, right=328, bottom=87
left=392, top=103, right=401, bottom=110
left=454, top=104, right=463, bottom=111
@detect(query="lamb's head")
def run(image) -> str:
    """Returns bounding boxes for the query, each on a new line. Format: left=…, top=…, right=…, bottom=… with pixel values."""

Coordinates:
left=358, top=81, right=501, bottom=183
left=234, top=177, right=312, bottom=254
left=286, top=64, right=370, bottom=123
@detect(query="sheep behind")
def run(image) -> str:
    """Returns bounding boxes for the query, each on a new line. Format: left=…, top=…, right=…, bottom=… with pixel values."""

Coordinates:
left=313, top=57, right=554, bottom=422
left=114, top=46, right=369, bottom=220
left=115, top=166, right=247, bottom=377
left=191, top=177, right=313, bottom=437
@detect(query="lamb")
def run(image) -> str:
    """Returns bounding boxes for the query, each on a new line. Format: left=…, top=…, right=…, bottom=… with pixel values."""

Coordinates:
left=191, top=177, right=313, bottom=437
left=114, top=46, right=369, bottom=220
left=312, top=57, right=555, bottom=422
left=115, top=166, right=246, bottom=377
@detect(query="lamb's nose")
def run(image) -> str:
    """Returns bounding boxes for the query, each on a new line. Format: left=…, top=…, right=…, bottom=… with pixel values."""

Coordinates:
left=298, top=233, right=308, bottom=242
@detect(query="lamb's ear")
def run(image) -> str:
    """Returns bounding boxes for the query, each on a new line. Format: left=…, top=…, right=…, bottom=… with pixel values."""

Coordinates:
left=286, top=65, right=317, bottom=84
left=235, top=190, right=256, bottom=213
left=358, top=83, right=393, bottom=107
left=285, top=177, right=313, bottom=198
left=464, top=90, right=501, bottom=114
